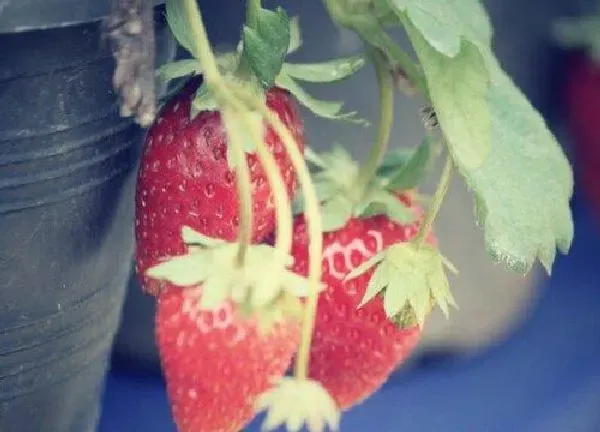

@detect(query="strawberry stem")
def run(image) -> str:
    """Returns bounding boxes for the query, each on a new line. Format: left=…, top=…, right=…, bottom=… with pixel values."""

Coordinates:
left=232, top=82, right=324, bottom=380
left=356, top=49, right=394, bottom=194
left=246, top=0, right=261, bottom=29
left=182, top=0, right=222, bottom=87
left=221, top=108, right=253, bottom=266
left=415, top=154, right=453, bottom=247
left=244, top=110, right=293, bottom=260
left=321, top=0, right=429, bottom=97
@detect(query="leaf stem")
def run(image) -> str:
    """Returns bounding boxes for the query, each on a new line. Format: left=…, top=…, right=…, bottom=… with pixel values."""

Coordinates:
left=231, top=82, right=323, bottom=380
left=357, top=49, right=394, bottom=192
left=415, top=154, right=453, bottom=247
left=222, top=108, right=253, bottom=266
left=246, top=0, right=261, bottom=29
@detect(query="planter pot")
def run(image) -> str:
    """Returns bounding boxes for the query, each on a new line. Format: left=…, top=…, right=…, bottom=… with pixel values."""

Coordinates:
left=0, top=4, right=175, bottom=432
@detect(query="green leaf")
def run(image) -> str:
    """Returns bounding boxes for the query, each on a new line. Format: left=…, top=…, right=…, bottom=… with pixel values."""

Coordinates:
left=398, top=8, right=574, bottom=273
left=241, top=7, right=290, bottom=87
left=165, top=0, right=197, bottom=56
left=348, top=243, right=457, bottom=326
left=256, top=378, right=340, bottom=432
left=275, top=73, right=366, bottom=123
left=156, top=59, right=202, bottom=83
left=282, top=55, right=366, bottom=83
left=385, top=137, right=432, bottom=190
left=463, top=57, right=574, bottom=274
left=387, top=0, right=493, bottom=57
left=403, top=21, right=492, bottom=170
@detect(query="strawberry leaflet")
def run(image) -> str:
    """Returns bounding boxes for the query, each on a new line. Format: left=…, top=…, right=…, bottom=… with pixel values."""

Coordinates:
left=387, top=0, right=492, bottom=56
left=404, top=22, right=574, bottom=273
left=325, top=0, right=575, bottom=274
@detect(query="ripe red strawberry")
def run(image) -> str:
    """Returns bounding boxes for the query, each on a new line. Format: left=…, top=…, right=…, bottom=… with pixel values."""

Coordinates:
left=291, top=194, right=433, bottom=410
left=565, top=54, right=600, bottom=219
left=135, top=77, right=305, bottom=295
left=156, top=284, right=300, bottom=432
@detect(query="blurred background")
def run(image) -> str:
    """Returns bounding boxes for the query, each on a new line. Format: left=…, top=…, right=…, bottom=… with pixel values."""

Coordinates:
left=5, top=0, right=594, bottom=430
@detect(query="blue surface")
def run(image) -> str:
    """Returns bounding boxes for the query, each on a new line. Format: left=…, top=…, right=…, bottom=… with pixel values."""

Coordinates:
left=99, top=197, right=600, bottom=432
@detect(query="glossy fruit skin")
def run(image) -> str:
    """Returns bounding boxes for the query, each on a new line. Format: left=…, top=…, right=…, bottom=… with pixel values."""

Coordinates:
left=156, top=285, right=300, bottom=432
left=291, top=195, right=431, bottom=410
left=565, top=54, right=600, bottom=219
left=135, top=77, right=305, bottom=296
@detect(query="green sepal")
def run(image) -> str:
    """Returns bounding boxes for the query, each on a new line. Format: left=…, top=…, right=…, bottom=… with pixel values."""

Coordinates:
left=377, top=148, right=415, bottom=177
left=145, top=227, right=311, bottom=328
left=181, top=226, right=225, bottom=247
left=275, top=73, right=367, bottom=124
left=241, top=7, right=290, bottom=88
left=383, top=137, right=432, bottom=190
left=256, top=378, right=341, bottom=432
left=282, top=55, right=366, bottom=83
left=320, top=195, right=354, bottom=232
left=296, top=145, right=417, bottom=231
left=156, top=59, right=202, bottom=83
left=190, top=84, right=219, bottom=117
left=359, top=188, right=415, bottom=224
left=346, top=242, right=458, bottom=327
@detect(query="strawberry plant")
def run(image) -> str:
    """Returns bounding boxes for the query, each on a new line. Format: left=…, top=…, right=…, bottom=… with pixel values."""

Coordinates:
left=134, top=0, right=575, bottom=431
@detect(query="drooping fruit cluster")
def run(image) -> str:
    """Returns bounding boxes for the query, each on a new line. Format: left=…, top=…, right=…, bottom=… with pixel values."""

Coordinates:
left=136, top=77, right=305, bottom=432
left=130, top=0, right=575, bottom=431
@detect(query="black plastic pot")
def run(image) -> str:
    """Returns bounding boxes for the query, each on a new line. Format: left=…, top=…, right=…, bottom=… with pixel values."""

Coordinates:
left=0, top=3, right=174, bottom=432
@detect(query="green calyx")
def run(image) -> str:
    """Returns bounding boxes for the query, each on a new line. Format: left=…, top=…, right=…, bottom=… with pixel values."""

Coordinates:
left=158, top=0, right=367, bottom=130
left=145, top=226, right=313, bottom=331
left=346, top=242, right=458, bottom=328
left=256, top=377, right=341, bottom=432
left=295, top=140, right=432, bottom=232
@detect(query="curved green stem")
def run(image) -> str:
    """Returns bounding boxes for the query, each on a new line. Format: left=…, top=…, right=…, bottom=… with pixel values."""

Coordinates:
left=322, top=0, right=428, bottom=98
left=246, top=0, right=262, bottom=29
left=222, top=108, right=253, bottom=266
left=232, top=82, right=323, bottom=380
left=415, top=154, right=453, bottom=247
left=357, top=49, right=395, bottom=192
left=182, top=0, right=222, bottom=86
left=243, top=113, right=293, bottom=261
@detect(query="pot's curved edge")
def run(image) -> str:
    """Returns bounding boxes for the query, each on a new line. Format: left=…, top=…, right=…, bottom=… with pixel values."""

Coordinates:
left=0, top=0, right=166, bottom=33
